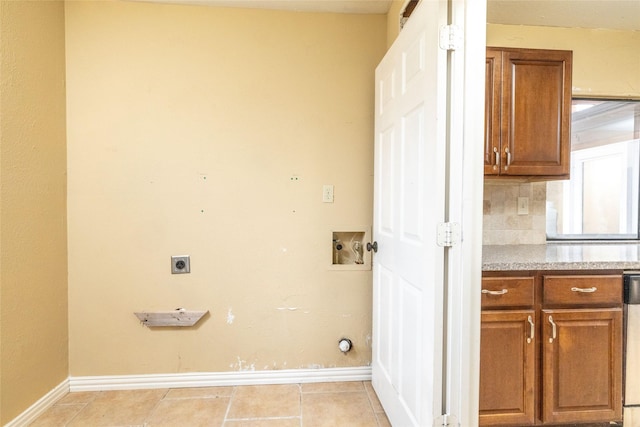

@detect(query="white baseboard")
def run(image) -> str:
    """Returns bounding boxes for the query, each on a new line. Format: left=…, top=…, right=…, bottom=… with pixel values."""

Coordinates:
left=69, top=366, right=372, bottom=392
left=5, top=379, right=70, bottom=427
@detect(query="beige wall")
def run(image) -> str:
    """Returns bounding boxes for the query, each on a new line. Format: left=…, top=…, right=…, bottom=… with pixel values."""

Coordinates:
left=386, top=0, right=404, bottom=48
left=487, top=24, right=640, bottom=98
left=65, top=1, right=386, bottom=376
left=483, top=24, right=640, bottom=245
left=0, top=1, right=68, bottom=423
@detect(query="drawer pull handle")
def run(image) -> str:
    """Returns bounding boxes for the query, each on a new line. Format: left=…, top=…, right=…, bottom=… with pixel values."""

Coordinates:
left=571, top=286, right=597, bottom=293
left=481, top=289, right=508, bottom=296
left=505, top=147, right=512, bottom=170
left=527, top=315, right=534, bottom=344
left=548, top=315, right=557, bottom=343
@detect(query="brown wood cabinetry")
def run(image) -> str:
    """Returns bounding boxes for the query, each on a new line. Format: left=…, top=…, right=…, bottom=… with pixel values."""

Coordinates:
left=541, top=275, right=623, bottom=424
left=480, top=309, right=536, bottom=425
left=480, top=272, right=623, bottom=426
left=480, top=275, right=536, bottom=426
left=484, top=48, right=572, bottom=178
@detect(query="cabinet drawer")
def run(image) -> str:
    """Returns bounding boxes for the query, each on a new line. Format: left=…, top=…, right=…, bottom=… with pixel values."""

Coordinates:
left=543, top=275, right=622, bottom=306
left=481, top=277, right=535, bottom=308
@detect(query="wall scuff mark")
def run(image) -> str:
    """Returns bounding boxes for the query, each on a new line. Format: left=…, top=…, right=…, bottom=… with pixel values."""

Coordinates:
left=232, top=356, right=256, bottom=371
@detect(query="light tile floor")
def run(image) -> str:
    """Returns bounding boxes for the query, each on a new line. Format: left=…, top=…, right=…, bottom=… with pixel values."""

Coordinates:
left=28, top=381, right=390, bottom=427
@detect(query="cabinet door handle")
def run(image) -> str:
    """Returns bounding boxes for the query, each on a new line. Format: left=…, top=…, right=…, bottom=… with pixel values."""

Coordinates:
left=527, top=315, right=534, bottom=344
left=493, top=147, right=499, bottom=167
left=548, top=315, right=557, bottom=343
left=481, top=289, right=508, bottom=296
left=504, top=147, right=511, bottom=170
left=571, top=286, right=597, bottom=293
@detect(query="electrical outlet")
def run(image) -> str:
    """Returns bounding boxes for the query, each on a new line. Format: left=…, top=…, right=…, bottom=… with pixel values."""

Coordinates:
left=517, top=197, right=529, bottom=215
left=171, top=255, right=190, bottom=274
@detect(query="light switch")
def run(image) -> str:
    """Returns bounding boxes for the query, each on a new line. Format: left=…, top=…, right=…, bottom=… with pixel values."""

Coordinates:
left=323, top=185, right=334, bottom=203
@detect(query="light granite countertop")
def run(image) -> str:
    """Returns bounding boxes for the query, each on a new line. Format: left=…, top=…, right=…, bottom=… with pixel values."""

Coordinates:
left=482, top=243, right=640, bottom=271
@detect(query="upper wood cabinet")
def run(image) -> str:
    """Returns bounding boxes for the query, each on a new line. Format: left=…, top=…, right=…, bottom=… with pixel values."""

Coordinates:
left=485, top=47, right=573, bottom=178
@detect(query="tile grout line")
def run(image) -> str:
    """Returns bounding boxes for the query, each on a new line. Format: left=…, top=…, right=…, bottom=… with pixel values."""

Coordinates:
left=161, top=395, right=235, bottom=401
left=298, top=383, right=304, bottom=427
left=221, top=385, right=238, bottom=426
left=225, top=416, right=302, bottom=421
left=359, top=381, right=380, bottom=426
left=141, top=388, right=170, bottom=426
left=363, top=382, right=384, bottom=427
left=61, top=400, right=90, bottom=427
left=51, top=390, right=101, bottom=427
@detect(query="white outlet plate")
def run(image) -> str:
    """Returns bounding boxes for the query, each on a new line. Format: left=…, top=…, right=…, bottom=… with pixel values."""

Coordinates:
left=517, top=197, right=529, bottom=215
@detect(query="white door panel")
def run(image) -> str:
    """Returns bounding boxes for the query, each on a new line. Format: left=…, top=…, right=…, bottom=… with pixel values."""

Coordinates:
left=372, top=1, right=485, bottom=426
left=372, top=1, right=447, bottom=425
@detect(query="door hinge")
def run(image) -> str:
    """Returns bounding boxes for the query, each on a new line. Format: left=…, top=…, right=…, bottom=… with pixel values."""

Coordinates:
left=438, top=24, right=462, bottom=51
left=437, top=222, right=461, bottom=247
left=433, top=414, right=460, bottom=426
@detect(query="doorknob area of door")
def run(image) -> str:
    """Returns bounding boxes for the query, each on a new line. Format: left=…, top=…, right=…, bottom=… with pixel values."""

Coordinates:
left=366, top=241, right=378, bottom=253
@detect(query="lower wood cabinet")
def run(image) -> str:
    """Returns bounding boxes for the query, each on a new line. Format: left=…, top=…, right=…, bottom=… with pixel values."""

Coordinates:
left=480, top=310, right=535, bottom=425
left=480, top=273, right=623, bottom=426
left=542, top=308, right=622, bottom=423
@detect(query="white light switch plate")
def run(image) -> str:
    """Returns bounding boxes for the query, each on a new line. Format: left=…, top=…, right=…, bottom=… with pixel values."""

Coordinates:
left=323, top=185, right=334, bottom=203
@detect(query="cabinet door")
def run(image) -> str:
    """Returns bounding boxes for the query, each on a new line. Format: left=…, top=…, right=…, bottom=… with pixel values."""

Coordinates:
left=479, top=310, right=536, bottom=426
left=500, top=49, right=572, bottom=177
left=484, top=49, right=501, bottom=175
left=542, top=308, right=623, bottom=424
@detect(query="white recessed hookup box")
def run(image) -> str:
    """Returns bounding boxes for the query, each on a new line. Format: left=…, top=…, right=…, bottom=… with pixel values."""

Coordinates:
left=330, top=227, right=372, bottom=271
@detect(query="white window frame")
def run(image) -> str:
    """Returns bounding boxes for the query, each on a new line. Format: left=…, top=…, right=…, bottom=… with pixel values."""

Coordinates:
left=561, top=140, right=639, bottom=236
left=547, top=98, right=640, bottom=241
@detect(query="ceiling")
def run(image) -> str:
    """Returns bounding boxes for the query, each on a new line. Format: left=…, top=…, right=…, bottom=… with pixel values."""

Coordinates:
left=487, top=1, right=640, bottom=32
left=143, top=0, right=640, bottom=31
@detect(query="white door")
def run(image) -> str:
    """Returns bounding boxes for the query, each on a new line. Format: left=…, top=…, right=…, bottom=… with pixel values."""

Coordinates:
left=371, top=1, right=486, bottom=426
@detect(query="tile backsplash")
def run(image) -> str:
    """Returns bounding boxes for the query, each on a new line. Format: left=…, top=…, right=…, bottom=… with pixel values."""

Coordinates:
left=483, top=181, right=547, bottom=245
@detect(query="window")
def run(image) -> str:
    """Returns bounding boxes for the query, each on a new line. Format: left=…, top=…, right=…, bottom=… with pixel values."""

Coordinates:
left=547, top=99, right=640, bottom=240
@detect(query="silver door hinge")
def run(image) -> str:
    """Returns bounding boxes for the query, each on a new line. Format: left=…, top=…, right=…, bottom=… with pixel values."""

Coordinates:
left=439, top=25, right=462, bottom=51
left=437, top=222, right=461, bottom=247
left=434, top=414, right=460, bottom=426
